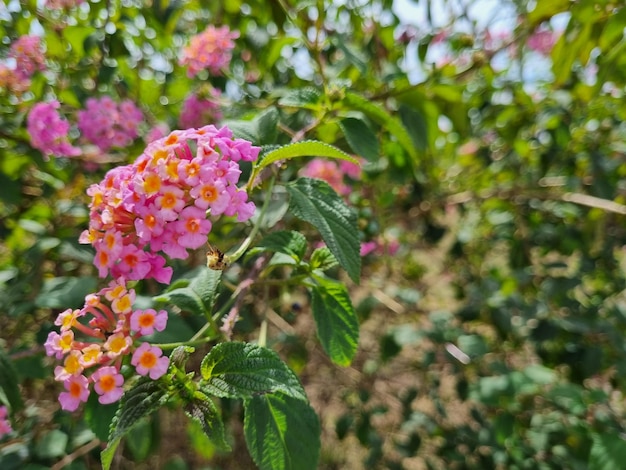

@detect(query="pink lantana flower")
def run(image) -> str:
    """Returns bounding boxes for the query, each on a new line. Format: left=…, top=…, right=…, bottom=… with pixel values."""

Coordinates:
left=176, top=205, right=212, bottom=248
left=179, top=90, right=223, bottom=129
left=27, top=101, right=81, bottom=159
left=180, top=26, right=239, bottom=77
left=131, top=309, right=168, bottom=336
left=91, top=366, right=124, bottom=405
left=77, top=96, right=143, bottom=152
left=59, top=374, right=90, bottom=411
left=10, top=35, right=45, bottom=80
left=132, top=343, right=169, bottom=380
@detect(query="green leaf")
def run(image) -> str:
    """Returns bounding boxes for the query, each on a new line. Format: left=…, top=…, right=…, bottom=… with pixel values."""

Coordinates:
left=343, top=92, right=418, bottom=162
left=527, top=0, right=571, bottom=24
left=399, top=105, right=427, bottom=152
left=154, top=269, right=222, bottom=317
left=185, top=390, right=231, bottom=451
left=339, top=117, right=379, bottom=162
left=34, top=276, right=98, bottom=309
left=200, top=342, right=306, bottom=401
left=244, top=392, right=320, bottom=470
left=277, top=87, right=321, bottom=109
left=286, top=178, right=361, bottom=283
left=310, top=247, right=339, bottom=271
left=589, top=432, right=626, bottom=470
left=34, top=430, right=68, bottom=459
left=254, top=231, right=307, bottom=261
left=84, top=394, right=118, bottom=442
left=0, top=349, right=23, bottom=411
left=310, top=278, right=359, bottom=366
left=101, top=379, right=170, bottom=470
left=257, top=107, right=279, bottom=145
left=224, top=107, right=279, bottom=145
left=62, top=25, right=95, bottom=56
left=255, top=141, right=358, bottom=175
left=125, top=416, right=155, bottom=462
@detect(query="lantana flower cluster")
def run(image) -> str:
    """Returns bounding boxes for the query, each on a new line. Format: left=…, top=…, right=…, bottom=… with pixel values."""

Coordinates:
left=179, top=90, right=223, bottom=129
left=180, top=25, right=238, bottom=77
left=301, top=158, right=362, bottom=196
left=45, top=279, right=169, bottom=411
left=9, top=35, right=46, bottom=81
left=79, top=125, right=260, bottom=284
left=1, top=35, right=45, bottom=94
left=27, top=100, right=81, bottom=159
left=77, top=96, right=143, bottom=152
left=45, top=0, right=85, bottom=9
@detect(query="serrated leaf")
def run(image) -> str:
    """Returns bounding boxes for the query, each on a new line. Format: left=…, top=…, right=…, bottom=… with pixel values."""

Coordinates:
left=339, top=117, right=379, bottom=161
left=0, top=349, right=23, bottom=411
left=185, top=390, right=231, bottom=451
left=255, top=231, right=307, bottom=261
left=200, top=342, right=306, bottom=401
left=223, top=120, right=258, bottom=144
left=101, top=379, right=170, bottom=470
left=589, top=433, right=626, bottom=470
left=154, top=269, right=222, bottom=316
left=310, top=279, right=359, bottom=366
left=310, top=247, right=339, bottom=271
left=286, top=178, right=361, bottom=283
left=255, top=141, right=358, bottom=175
left=257, top=107, right=279, bottom=145
left=343, top=92, right=418, bottom=162
left=224, top=108, right=279, bottom=146
left=278, top=87, right=321, bottom=108
left=244, top=392, right=320, bottom=470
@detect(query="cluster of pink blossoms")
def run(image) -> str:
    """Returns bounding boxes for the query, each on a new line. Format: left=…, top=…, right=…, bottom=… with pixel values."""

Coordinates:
left=179, top=90, right=223, bottom=129
left=301, top=158, right=362, bottom=196
left=0, top=406, right=12, bottom=439
left=180, top=25, right=239, bottom=77
left=77, top=96, right=143, bottom=152
left=9, top=35, right=46, bottom=81
left=527, top=27, right=558, bottom=56
left=79, top=125, right=259, bottom=284
left=45, top=279, right=169, bottom=411
left=27, top=101, right=81, bottom=159
left=45, top=0, right=85, bottom=9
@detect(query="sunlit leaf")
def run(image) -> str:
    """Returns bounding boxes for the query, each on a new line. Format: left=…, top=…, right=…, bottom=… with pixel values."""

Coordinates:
left=244, top=392, right=320, bottom=470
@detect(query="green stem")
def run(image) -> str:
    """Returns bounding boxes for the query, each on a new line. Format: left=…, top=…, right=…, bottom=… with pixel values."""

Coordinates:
left=228, top=175, right=276, bottom=263
left=153, top=336, right=214, bottom=351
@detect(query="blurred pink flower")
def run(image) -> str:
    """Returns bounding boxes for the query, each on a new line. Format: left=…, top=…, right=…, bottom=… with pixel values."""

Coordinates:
left=0, top=63, right=30, bottom=95
left=145, top=122, right=170, bottom=144
left=45, top=0, right=85, bottom=8
left=301, top=158, right=363, bottom=195
left=27, top=100, right=81, bottom=159
left=77, top=96, right=143, bottom=151
left=527, top=28, right=557, bottom=56
left=180, top=25, right=239, bottom=77
left=9, top=35, right=45, bottom=80
left=0, top=406, right=12, bottom=438
left=179, top=90, right=223, bottom=129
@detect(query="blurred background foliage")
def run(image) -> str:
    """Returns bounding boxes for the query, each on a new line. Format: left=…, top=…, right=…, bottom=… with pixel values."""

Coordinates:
left=2, top=0, right=626, bottom=468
